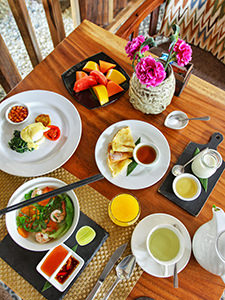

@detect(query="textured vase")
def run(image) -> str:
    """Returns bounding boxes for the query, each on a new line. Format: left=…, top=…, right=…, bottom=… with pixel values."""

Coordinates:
left=129, top=63, right=175, bottom=114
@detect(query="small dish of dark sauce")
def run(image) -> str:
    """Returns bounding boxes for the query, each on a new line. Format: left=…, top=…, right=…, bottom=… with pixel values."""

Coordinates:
left=133, top=143, right=159, bottom=167
left=55, top=255, right=80, bottom=284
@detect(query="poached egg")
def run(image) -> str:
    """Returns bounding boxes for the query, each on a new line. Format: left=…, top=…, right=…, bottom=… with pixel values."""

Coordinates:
left=21, top=122, right=48, bottom=150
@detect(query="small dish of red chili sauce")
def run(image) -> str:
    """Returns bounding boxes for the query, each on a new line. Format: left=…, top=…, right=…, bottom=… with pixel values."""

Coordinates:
left=36, top=243, right=84, bottom=292
left=133, top=142, right=160, bottom=167
left=5, top=103, right=29, bottom=125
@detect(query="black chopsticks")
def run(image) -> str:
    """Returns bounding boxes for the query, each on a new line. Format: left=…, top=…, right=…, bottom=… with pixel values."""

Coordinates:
left=0, top=173, right=104, bottom=216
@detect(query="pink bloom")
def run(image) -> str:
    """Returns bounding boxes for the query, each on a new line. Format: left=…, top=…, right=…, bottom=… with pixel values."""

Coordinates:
left=125, top=35, right=149, bottom=60
left=135, top=56, right=166, bottom=87
left=173, top=39, right=192, bottom=66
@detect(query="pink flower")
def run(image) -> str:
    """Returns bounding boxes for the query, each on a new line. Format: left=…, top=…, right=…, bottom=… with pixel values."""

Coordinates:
left=125, top=35, right=149, bottom=60
left=173, top=39, right=192, bottom=66
left=135, top=56, right=166, bottom=87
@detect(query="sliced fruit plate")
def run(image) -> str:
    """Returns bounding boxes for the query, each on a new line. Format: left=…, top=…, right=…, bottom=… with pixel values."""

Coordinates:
left=61, top=52, right=130, bottom=109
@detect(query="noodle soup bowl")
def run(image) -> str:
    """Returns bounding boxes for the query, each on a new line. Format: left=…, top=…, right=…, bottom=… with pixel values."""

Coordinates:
left=6, top=177, right=80, bottom=251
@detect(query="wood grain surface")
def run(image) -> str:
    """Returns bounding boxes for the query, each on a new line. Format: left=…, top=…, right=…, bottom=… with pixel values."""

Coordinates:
left=4, top=20, right=225, bottom=300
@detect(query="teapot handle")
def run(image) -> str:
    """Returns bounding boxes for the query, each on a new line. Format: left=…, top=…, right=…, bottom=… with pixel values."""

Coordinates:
left=214, top=207, right=225, bottom=236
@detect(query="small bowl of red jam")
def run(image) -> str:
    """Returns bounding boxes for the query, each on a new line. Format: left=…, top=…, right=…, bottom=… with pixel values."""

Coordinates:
left=133, top=142, right=160, bottom=168
left=5, top=103, right=30, bottom=125
left=36, top=243, right=84, bottom=292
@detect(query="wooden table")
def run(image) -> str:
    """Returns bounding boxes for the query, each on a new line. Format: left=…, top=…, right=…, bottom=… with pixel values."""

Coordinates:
left=4, top=20, right=225, bottom=300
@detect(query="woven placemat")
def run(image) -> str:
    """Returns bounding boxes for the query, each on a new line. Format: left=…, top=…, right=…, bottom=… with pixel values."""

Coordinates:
left=0, top=168, right=143, bottom=300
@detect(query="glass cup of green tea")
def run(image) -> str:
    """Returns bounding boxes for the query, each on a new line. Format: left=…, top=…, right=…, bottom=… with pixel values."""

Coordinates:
left=133, top=142, right=160, bottom=167
left=172, top=173, right=201, bottom=201
left=146, top=224, right=185, bottom=276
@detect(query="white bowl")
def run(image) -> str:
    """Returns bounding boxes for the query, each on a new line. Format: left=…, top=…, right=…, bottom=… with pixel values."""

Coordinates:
left=6, top=177, right=80, bottom=251
left=36, top=243, right=84, bottom=292
left=5, top=103, right=30, bottom=125
left=164, top=111, right=188, bottom=130
left=133, top=142, right=160, bottom=167
left=172, top=173, right=201, bottom=201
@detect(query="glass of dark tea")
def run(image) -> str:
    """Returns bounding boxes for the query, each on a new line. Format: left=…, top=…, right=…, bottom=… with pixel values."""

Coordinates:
left=133, top=143, right=160, bottom=167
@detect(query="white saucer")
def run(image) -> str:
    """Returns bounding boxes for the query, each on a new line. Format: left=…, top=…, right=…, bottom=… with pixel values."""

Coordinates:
left=131, top=213, right=191, bottom=278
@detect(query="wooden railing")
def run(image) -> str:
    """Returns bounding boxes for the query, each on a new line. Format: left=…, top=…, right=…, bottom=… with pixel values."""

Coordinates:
left=0, top=0, right=163, bottom=94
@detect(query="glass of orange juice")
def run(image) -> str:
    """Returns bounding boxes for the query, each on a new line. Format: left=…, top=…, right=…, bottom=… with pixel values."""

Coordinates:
left=108, top=193, right=140, bottom=226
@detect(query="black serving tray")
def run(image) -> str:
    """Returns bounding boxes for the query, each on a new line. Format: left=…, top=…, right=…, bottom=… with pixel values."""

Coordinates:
left=0, top=211, right=109, bottom=300
left=61, top=52, right=130, bottom=109
left=158, top=132, right=225, bottom=216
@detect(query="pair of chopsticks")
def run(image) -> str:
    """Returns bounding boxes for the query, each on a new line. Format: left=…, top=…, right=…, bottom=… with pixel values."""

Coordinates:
left=0, top=173, right=104, bottom=216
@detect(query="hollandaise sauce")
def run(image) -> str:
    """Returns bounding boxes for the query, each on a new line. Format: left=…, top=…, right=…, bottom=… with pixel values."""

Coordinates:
left=108, top=193, right=140, bottom=226
left=175, top=177, right=198, bottom=198
left=20, top=122, right=47, bottom=150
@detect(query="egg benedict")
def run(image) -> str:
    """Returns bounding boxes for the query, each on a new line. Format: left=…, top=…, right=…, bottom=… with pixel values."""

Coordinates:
left=20, top=122, right=48, bottom=150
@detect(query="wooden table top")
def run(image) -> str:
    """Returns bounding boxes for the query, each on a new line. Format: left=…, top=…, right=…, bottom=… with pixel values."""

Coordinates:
left=4, top=20, right=225, bottom=300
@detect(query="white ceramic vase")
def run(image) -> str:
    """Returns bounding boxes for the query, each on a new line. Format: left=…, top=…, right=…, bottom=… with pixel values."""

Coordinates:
left=129, top=62, right=175, bottom=114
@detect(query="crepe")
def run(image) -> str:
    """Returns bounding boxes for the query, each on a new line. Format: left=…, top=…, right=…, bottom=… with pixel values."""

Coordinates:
left=111, top=127, right=135, bottom=152
left=107, top=126, right=135, bottom=177
left=107, top=156, right=132, bottom=177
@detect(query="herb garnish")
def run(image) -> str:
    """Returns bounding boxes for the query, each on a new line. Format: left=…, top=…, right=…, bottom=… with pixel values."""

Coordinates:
left=8, top=130, right=34, bottom=153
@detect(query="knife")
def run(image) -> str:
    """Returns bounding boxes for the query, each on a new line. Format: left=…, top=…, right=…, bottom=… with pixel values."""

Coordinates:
left=85, top=243, right=127, bottom=300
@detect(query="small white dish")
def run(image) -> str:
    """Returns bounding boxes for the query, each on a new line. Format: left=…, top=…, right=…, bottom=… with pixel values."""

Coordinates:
left=133, top=142, right=159, bottom=168
left=36, top=243, right=84, bottom=292
left=164, top=111, right=188, bottom=130
left=5, top=103, right=30, bottom=125
left=172, top=173, right=201, bottom=201
left=131, top=213, right=191, bottom=278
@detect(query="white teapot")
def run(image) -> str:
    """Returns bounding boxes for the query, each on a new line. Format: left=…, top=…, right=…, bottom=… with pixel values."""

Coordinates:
left=192, top=206, right=225, bottom=282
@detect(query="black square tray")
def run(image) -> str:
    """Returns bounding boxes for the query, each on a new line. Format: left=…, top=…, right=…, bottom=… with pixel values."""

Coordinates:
left=0, top=211, right=109, bottom=300
left=62, top=52, right=130, bottom=109
left=158, top=132, right=225, bottom=216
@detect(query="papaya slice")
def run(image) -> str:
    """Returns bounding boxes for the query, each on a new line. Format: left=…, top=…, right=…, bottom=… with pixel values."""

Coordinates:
left=90, top=70, right=108, bottom=86
left=106, top=80, right=124, bottom=97
left=92, top=85, right=109, bottom=105
left=76, top=71, right=88, bottom=81
left=83, top=61, right=99, bottom=72
left=106, top=69, right=126, bottom=84
left=99, top=60, right=116, bottom=73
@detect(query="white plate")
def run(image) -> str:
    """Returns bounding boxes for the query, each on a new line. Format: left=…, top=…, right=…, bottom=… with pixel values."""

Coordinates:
left=131, top=213, right=191, bottom=277
left=37, top=243, right=84, bottom=292
left=5, top=177, right=80, bottom=251
left=0, top=90, right=82, bottom=177
left=95, top=120, right=170, bottom=189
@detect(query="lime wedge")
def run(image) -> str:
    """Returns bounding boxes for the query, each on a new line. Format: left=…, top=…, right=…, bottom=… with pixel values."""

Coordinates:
left=75, top=226, right=96, bottom=246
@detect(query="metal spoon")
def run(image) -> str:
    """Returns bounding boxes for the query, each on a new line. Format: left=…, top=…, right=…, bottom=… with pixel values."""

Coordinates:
left=173, top=263, right=178, bottom=288
left=170, top=115, right=210, bottom=122
left=102, top=255, right=136, bottom=300
left=172, top=147, right=209, bottom=176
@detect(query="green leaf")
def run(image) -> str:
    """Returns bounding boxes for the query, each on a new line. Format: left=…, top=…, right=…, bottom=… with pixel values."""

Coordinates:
left=71, top=244, right=78, bottom=252
left=194, top=148, right=208, bottom=192
left=42, top=280, right=52, bottom=292
left=126, top=137, right=141, bottom=176
left=127, top=160, right=138, bottom=176
left=135, top=137, right=141, bottom=146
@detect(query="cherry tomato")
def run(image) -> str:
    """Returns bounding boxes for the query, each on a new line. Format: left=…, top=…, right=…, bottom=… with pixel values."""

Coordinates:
left=44, top=125, right=61, bottom=141
left=73, top=75, right=97, bottom=92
